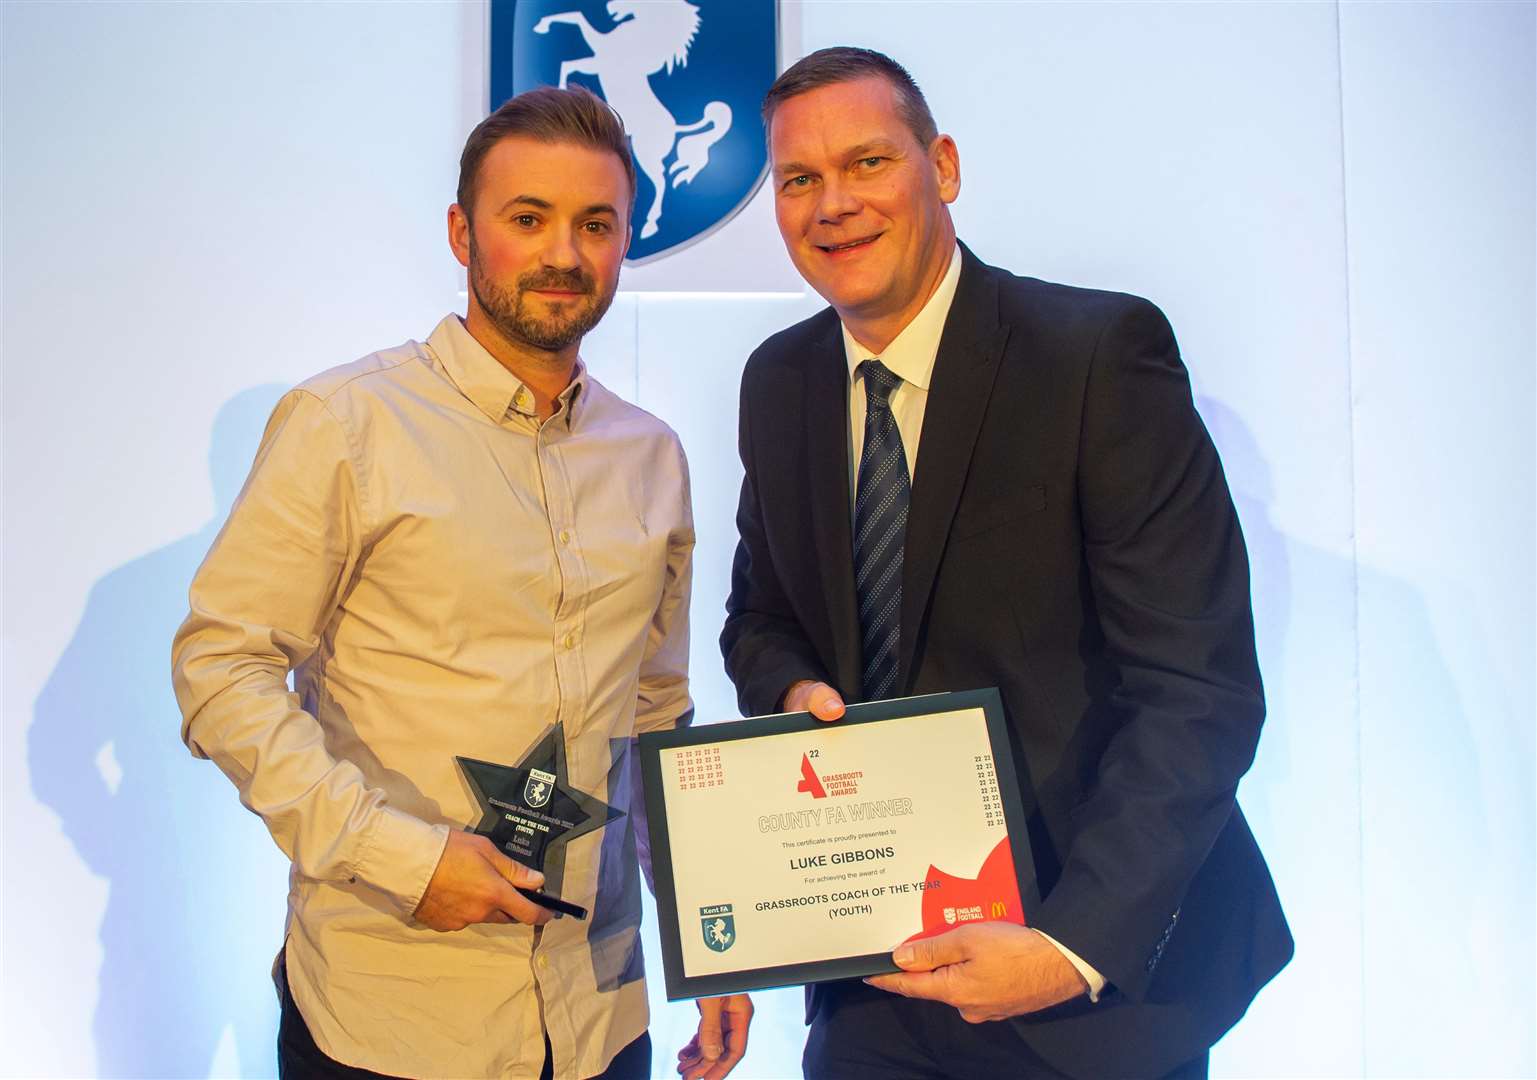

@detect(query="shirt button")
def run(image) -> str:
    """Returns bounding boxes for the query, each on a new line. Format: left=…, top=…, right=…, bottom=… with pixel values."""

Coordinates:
left=563, top=632, right=576, bottom=650
left=539, top=955, right=549, bottom=969
left=559, top=529, right=571, bottom=545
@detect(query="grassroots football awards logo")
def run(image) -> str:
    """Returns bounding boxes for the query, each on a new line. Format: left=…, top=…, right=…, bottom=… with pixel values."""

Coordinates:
left=795, top=752, right=862, bottom=799
left=490, top=0, right=778, bottom=264
left=699, top=903, right=735, bottom=952
left=796, top=753, right=827, bottom=799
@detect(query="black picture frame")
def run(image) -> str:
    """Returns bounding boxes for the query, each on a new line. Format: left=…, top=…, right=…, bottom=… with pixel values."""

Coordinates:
left=637, top=687, right=1039, bottom=1001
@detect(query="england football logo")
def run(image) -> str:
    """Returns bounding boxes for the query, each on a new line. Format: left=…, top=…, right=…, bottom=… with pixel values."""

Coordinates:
left=490, top=0, right=778, bottom=263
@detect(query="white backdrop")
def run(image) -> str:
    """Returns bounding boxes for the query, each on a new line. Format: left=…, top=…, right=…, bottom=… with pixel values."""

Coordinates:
left=3, top=2, right=1532, bottom=1077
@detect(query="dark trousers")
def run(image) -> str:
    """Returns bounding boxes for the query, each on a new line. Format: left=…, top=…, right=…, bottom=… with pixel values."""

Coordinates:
left=277, top=958, right=651, bottom=1080
left=802, top=981, right=1208, bottom=1080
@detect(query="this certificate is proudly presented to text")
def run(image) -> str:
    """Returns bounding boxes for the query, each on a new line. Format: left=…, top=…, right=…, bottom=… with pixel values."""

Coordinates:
left=637, top=688, right=1039, bottom=1000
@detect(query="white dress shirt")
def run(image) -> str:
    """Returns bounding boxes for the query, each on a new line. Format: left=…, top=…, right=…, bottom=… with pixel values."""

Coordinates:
left=172, top=314, right=693, bottom=1078
left=841, top=244, right=1107, bottom=1002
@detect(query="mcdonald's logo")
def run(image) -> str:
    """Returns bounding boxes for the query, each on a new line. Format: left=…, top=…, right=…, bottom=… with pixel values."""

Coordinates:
left=990, top=900, right=1008, bottom=919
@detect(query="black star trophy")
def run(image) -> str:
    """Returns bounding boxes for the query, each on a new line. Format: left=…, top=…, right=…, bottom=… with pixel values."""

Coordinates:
left=457, top=723, right=623, bottom=920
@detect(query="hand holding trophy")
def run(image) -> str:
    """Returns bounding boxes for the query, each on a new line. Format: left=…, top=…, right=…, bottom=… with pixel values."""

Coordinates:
left=454, top=722, right=624, bottom=921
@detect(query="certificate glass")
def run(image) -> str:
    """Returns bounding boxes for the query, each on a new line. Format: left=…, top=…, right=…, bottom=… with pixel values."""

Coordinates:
left=638, top=688, right=1039, bottom=1000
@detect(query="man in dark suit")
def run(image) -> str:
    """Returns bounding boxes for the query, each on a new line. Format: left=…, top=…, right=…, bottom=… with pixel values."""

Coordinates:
left=720, top=47, right=1292, bottom=1079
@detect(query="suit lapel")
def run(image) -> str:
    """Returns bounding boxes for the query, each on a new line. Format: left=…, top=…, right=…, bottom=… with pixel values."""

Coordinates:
left=899, top=250, right=1011, bottom=689
left=803, top=322, right=864, bottom=697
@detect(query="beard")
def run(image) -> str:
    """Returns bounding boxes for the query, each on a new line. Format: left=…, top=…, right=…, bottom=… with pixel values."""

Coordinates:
left=467, top=234, right=617, bottom=353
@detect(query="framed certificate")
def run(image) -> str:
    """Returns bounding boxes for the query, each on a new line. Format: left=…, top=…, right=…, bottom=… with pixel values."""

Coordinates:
left=638, top=688, right=1039, bottom=1001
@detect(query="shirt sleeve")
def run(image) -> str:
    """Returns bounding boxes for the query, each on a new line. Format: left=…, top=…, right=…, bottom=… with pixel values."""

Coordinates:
left=171, top=389, right=448, bottom=913
left=721, top=358, right=836, bottom=715
left=1033, top=929, right=1108, bottom=1003
left=633, top=436, right=695, bottom=735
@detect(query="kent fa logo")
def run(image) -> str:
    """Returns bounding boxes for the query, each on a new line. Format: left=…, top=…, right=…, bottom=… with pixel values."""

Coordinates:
left=699, top=903, right=735, bottom=952
left=523, top=768, right=556, bottom=808
left=490, top=1, right=779, bottom=264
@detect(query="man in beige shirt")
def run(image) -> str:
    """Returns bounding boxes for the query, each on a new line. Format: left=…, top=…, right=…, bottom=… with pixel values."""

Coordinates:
left=172, top=87, right=750, bottom=1080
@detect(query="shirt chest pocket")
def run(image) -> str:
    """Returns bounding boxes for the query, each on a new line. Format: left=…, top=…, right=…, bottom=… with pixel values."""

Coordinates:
left=573, top=501, right=672, bottom=613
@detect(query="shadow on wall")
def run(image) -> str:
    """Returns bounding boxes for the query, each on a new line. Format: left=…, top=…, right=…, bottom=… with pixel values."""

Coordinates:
left=1197, top=395, right=1292, bottom=844
left=30, top=385, right=290, bottom=1079
left=1200, top=392, right=1480, bottom=836
left=1197, top=395, right=1488, bottom=1057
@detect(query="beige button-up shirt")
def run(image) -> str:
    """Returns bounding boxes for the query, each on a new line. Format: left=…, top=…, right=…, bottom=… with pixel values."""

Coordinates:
left=172, top=314, right=693, bottom=1078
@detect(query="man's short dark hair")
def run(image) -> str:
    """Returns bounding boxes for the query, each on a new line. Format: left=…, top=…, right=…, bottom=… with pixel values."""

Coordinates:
left=457, top=86, right=636, bottom=219
left=761, top=47, right=939, bottom=148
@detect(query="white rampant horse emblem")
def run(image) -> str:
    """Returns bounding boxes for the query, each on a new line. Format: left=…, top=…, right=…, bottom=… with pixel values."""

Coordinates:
left=523, top=768, right=556, bottom=808
left=535, top=0, right=733, bottom=240
left=705, top=917, right=733, bottom=950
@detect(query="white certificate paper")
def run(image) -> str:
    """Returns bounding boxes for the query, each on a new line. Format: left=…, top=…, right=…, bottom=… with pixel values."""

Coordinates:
left=639, top=689, right=1038, bottom=1000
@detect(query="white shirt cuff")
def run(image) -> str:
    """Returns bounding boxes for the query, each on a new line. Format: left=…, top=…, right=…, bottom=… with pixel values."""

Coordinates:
left=1033, top=929, right=1107, bottom=1003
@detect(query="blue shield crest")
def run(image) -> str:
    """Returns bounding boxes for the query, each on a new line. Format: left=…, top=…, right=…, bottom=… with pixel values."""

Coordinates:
left=701, top=913, right=735, bottom=952
left=490, top=1, right=778, bottom=264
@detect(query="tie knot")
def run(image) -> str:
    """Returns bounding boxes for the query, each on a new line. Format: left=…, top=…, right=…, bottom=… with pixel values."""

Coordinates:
left=861, top=359, right=900, bottom=406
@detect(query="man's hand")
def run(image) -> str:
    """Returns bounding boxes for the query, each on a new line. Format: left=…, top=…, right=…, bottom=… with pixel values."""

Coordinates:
left=783, top=680, right=845, bottom=722
left=413, top=830, right=553, bottom=931
left=864, top=923, right=1088, bottom=1023
left=675, top=994, right=752, bottom=1080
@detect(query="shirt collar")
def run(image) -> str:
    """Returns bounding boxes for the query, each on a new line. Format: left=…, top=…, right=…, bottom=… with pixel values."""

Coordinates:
left=426, top=314, right=588, bottom=429
left=842, top=243, right=963, bottom=391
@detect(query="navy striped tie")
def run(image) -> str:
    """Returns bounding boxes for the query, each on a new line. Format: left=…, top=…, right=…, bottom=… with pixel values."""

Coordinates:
left=854, top=359, right=909, bottom=700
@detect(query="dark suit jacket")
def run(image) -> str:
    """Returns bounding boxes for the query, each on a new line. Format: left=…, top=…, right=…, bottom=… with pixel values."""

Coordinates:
left=720, top=244, right=1292, bottom=1077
